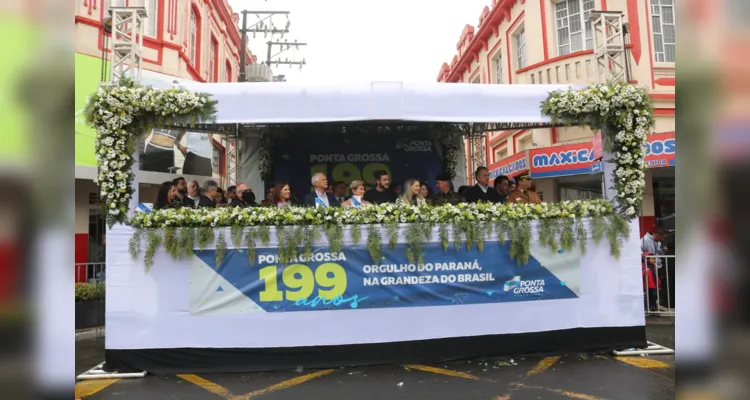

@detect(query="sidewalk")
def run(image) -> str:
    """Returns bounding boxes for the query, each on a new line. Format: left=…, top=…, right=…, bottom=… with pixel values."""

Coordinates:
left=76, top=327, right=105, bottom=341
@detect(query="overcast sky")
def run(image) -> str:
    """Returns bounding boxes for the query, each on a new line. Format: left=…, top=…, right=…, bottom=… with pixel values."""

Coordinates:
left=228, top=0, right=491, bottom=83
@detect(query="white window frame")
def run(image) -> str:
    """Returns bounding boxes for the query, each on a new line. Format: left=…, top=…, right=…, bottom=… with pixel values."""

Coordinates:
left=209, top=38, right=217, bottom=82
left=515, top=27, right=527, bottom=69
left=494, top=144, right=508, bottom=163
left=189, top=10, right=198, bottom=67
left=651, top=0, right=675, bottom=63
left=145, top=0, right=158, bottom=37
left=516, top=133, right=534, bottom=152
left=495, top=52, right=504, bottom=84
left=554, top=0, right=595, bottom=56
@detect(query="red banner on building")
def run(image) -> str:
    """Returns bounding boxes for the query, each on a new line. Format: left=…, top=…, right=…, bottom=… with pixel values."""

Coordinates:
left=488, top=151, right=528, bottom=182
left=529, top=133, right=676, bottom=178
left=644, top=132, right=675, bottom=168
left=592, top=131, right=603, bottom=161
left=529, top=142, right=597, bottom=178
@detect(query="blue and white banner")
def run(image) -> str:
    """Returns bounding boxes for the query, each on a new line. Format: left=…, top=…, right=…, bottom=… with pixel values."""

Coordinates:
left=189, top=239, right=581, bottom=316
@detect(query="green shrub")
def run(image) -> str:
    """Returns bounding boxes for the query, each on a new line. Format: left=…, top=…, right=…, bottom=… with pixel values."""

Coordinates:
left=75, top=282, right=105, bottom=302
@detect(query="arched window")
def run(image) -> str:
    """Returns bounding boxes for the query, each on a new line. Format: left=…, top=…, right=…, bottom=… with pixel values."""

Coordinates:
left=226, top=60, right=233, bottom=82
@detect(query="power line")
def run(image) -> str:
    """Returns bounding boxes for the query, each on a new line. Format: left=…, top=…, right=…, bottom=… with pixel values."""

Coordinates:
left=238, top=10, right=307, bottom=82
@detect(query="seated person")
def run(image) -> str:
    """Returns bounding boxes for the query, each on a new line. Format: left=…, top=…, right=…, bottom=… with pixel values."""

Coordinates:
left=271, top=181, right=297, bottom=208
left=493, top=175, right=511, bottom=202
left=507, top=174, right=542, bottom=205
left=332, top=181, right=348, bottom=204
left=431, top=173, right=463, bottom=206
left=154, top=181, right=181, bottom=210
left=229, top=183, right=257, bottom=207
left=260, top=186, right=275, bottom=207
left=215, top=188, right=227, bottom=207
left=304, top=173, right=339, bottom=208
left=395, top=179, right=427, bottom=206
left=197, top=180, right=219, bottom=208
left=364, top=170, right=398, bottom=204
left=464, top=167, right=504, bottom=204
left=341, top=180, right=371, bottom=208
left=419, top=182, right=432, bottom=203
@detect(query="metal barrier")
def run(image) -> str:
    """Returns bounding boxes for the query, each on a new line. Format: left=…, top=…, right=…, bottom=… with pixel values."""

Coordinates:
left=642, top=254, right=675, bottom=317
left=75, top=262, right=106, bottom=283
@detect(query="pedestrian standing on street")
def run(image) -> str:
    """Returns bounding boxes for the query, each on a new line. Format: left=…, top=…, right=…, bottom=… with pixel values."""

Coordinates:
left=641, top=228, right=669, bottom=270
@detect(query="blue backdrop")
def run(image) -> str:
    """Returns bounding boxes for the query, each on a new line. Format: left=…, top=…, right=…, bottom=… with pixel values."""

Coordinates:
left=195, top=241, right=578, bottom=313
left=271, top=132, right=444, bottom=196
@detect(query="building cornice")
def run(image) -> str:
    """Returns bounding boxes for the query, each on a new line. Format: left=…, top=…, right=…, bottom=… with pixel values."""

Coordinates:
left=440, top=0, right=521, bottom=83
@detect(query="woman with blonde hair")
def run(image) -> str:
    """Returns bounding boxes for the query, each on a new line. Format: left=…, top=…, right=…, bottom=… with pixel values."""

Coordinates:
left=341, top=180, right=371, bottom=208
left=396, top=179, right=427, bottom=206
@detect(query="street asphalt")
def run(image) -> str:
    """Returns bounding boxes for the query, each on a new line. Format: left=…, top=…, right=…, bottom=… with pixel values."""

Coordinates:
left=76, top=320, right=675, bottom=400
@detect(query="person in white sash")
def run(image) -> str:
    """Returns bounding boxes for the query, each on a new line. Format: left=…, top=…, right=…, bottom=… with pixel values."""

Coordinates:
left=303, top=173, right=339, bottom=208
left=342, top=180, right=371, bottom=208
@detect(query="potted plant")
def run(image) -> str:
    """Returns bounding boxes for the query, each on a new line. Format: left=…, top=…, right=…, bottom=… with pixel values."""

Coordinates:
left=75, top=282, right=105, bottom=330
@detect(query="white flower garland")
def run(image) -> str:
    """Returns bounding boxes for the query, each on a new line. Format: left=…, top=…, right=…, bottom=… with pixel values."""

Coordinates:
left=85, top=80, right=217, bottom=225
left=130, top=200, right=631, bottom=267
left=131, top=200, right=616, bottom=228
left=541, top=84, right=654, bottom=218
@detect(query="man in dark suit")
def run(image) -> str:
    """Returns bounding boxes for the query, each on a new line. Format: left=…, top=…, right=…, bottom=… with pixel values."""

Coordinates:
left=464, top=166, right=505, bottom=204
left=304, top=173, right=339, bottom=208
left=197, top=180, right=220, bottom=208
left=184, top=180, right=207, bottom=208
left=332, top=181, right=349, bottom=204
left=229, top=183, right=257, bottom=208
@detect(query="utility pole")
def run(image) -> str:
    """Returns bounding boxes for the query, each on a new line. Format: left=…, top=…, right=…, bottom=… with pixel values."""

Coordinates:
left=265, top=40, right=307, bottom=68
left=238, top=10, right=307, bottom=82
left=239, top=11, right=248, bottom=82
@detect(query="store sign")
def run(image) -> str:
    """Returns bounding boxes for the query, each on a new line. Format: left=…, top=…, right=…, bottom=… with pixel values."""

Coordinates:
left=592, top=131, right=603, bottom=160
left=488, top=151, right=528, bottom=182
left=529, top=142, right=597, bottom=178
left=645, top=132, right=675, bottom=168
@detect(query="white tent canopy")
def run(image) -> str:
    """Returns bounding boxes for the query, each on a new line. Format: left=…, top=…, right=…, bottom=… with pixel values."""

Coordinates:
left=175, top=81, right=581, bottom=125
